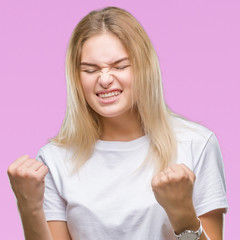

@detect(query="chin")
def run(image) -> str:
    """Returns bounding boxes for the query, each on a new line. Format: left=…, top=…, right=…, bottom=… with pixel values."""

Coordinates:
left=97, top=108, right=134, bottom=119
left=98, top=112, right=124, bottom=118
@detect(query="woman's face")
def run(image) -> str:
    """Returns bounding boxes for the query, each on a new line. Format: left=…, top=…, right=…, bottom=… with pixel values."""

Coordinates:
left=80, top=32, right=134, bottom=119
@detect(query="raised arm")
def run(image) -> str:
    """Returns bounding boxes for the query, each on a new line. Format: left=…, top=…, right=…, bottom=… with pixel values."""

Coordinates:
left=7, top=155, right=72, bottom=240
left=151, top=164, right=224, bottom=240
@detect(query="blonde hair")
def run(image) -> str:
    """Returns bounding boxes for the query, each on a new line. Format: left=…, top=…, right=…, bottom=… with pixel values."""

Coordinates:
left=52, top=6, right=177, bottom=173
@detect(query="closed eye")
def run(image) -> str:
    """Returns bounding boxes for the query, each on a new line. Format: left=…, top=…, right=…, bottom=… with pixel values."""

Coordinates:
left=81, top=69, right=100, bottom=74
left=114, top=65, right=131, bottom=70
left=80, top=65, right=131, bottom=74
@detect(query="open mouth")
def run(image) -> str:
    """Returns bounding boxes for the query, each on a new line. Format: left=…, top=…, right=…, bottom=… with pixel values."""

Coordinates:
left=97, top=90, right=122, bottom=99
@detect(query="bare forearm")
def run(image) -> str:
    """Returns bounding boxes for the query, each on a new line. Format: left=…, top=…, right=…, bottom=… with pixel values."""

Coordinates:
left=200, top=231, right=211, bottom=240
left=8, top=156, right=51, bottom=239
left=172, top=218, right=210, bottom=240
left=151, top=164, right=223, bottom=240
left=19, top=206, right=53, bottom=240
left=169, top=211, right=219, bottom=240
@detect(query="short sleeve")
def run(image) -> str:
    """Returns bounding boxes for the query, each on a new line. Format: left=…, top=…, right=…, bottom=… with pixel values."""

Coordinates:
left=36, top=149, right=67, bottom=221
left=192, top=133, right=228, bottom=216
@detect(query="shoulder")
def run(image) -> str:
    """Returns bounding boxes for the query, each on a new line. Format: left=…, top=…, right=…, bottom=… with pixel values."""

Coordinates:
left=172, top=116, right=220, bottom=165
left=170, top=115, right=222, bottom=168
left=38, top=142, right=69, bottom=156
left=36, top=142, right=74, bottom=169
left=171, top=115, right=214, bottom=145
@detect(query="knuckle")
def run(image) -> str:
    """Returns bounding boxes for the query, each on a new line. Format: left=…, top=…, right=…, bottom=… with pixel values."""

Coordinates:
left=26, top=171, right=38, bottom=180
left=164, top=166, right=170, bottom=171
left=15, top=167, right=31, bottom=179
left=160, top=174, right=169, bottom=185
left=182, top=172, right=189, bottom=179
left=15, top=166, right=22, bottom=175
left=33, top=175, right=42, bottom=182
left=29, top=158, right=37, bottom=165
left=168, top=173, right=176, bottom=183
left=42, top=165, right=49, bottom=173
left=34, top=172, right=45, bottom=183
left=7, top=165, right=14, bottom=176
left=16, top=166, right=24, bottom=175
left=152, top=176, right=165, bottom=189
left=179, top=173, right=189, bottom=182
left=151, top=176, right=159, bottom=188
left=21, top=170, right=30, bottom=179
left=39, top=161, right=45, bottom=167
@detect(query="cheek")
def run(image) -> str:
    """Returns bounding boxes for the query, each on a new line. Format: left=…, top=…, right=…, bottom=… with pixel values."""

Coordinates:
left=81, top=77, right=94, bottom=96
left=119, top=71, right=133, bottom=88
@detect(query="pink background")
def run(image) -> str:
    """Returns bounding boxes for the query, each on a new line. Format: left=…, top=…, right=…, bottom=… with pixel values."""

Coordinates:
left=1, top=0, right=239, bottom=238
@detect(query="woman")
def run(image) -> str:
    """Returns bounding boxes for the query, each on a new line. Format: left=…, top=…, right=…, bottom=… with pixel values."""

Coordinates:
left=8, top=7, right=228, bottom=240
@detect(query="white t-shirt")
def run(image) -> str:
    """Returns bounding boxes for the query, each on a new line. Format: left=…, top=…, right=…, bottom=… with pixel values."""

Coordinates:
left=36, top=117, right=228, bottom=240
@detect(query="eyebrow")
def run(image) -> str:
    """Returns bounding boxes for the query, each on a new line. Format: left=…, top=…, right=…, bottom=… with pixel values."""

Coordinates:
left=80, top=57, right=130, bottom=67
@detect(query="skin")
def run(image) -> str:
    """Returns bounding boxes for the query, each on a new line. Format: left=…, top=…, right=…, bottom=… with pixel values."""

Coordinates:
left=7, top=32, right=225, bottom=240
left=80, top=33, right=143, bottom=141
left=151, top=164, right=225, bottom=239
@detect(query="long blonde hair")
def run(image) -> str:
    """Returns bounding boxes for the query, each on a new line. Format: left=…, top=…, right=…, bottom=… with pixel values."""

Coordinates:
left=52, top=6, right=177, bottom=173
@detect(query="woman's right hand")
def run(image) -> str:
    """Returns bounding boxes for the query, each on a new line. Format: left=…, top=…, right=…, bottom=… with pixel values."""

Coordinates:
left=7, top=155, right=48, bottom=213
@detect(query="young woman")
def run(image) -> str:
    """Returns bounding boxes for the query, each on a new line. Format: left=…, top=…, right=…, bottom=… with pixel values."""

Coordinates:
left=8, top=7, right=228, bottom=240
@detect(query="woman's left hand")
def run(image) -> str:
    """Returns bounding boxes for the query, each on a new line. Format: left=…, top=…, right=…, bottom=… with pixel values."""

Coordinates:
left=151, top=163, right=200, bottom=233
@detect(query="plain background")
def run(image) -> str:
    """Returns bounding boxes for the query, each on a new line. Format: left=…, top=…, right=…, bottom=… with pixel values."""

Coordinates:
left=1, top=0, right=239, bottom=238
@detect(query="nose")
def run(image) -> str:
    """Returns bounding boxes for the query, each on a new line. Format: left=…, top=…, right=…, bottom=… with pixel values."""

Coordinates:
left=98, top=68, right=113, bottom=88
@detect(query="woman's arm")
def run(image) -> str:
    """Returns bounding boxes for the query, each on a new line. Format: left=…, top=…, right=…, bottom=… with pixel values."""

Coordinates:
left=199, top=208, right=225, bottom=240
left=151, top=164, right=225, bottom=240
left=8, top=155, right=71, bottom=240
left=18, top=207, right=53, bottom=240
left=48, top=221, right=72, bottom=240
left=168, top=208, right=225, bottom=240
left=19, top=209, right=72, bottom=240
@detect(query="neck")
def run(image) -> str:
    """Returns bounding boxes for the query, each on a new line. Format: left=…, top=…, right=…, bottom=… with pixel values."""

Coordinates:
left=100, top=110, right=144, bottom=141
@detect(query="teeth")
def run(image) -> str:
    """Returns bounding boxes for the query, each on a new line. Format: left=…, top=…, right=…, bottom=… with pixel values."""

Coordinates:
left=98, top=91, right=121, bottom=98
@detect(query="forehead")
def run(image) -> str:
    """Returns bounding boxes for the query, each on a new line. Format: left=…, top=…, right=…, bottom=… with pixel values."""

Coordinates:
left=81, top=33, right=129, bottom=65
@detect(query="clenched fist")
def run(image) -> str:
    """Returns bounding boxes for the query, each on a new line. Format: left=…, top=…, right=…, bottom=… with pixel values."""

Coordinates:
left=7, top=155, right=48, bottom=213
left=151, top=164, right=199, bottom=233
